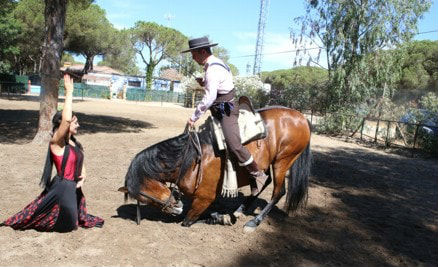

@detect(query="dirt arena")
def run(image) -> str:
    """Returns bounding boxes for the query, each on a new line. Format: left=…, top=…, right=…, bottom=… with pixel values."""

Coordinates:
left=0, top=96, right=437, bottom=267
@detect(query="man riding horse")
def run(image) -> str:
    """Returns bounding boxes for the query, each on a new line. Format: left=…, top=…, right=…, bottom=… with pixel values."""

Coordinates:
left=184, top=36, right=269, bottom=196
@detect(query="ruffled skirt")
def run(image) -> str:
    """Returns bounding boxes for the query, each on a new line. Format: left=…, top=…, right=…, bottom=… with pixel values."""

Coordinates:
left=1, top=176, right=104, bottom=232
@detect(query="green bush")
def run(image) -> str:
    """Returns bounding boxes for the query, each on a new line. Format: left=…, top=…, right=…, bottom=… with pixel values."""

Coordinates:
left=316, top=106, right=362, bottom=135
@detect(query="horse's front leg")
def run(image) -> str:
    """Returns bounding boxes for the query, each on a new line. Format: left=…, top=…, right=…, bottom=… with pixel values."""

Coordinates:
left=233, top=195, right=257, bottom=218
left=181, top=196, right=215, bottom=227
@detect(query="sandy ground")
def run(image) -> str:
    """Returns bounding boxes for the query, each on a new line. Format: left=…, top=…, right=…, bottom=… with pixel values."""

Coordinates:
left=0, top=95, right=437, bottom=267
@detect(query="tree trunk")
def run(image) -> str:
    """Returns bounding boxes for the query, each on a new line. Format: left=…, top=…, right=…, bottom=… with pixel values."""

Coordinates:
left=145, top=63, right=155, bottom=91
left=82, top=54, right=95, bottom=74
left=33, top=0, right=67, bottom=144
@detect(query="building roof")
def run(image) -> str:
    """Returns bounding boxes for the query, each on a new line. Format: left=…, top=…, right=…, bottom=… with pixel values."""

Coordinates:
left=61, top=64, right=124, bottom=76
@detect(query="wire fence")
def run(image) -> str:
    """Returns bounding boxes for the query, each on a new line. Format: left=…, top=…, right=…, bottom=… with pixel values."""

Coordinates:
left=302, top=109, right=437, bottom=156
left=0, top=81, right=27, bottom=95
left=2, top=78, right=436, bottom=156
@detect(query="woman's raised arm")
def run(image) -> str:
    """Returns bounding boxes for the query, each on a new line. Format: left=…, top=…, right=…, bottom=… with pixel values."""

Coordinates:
left=51, top=74, right=74, bottom=146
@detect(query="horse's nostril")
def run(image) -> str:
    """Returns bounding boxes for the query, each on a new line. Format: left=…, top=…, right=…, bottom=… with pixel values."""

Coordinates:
left=175, top=200, right=183, bottom=209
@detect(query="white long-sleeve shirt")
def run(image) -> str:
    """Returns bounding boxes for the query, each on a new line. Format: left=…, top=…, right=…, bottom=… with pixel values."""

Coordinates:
left=190, top=55, right=234, bottom=122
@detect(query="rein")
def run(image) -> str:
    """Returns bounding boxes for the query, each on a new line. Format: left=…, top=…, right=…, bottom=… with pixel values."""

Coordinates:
left=142, top=126, right=203, bottom=211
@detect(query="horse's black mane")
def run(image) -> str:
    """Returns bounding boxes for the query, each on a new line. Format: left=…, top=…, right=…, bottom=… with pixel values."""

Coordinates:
left=125, top=122, right=213, bottom=197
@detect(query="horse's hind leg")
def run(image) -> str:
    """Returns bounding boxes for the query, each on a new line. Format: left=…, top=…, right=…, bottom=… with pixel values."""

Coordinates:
left=243, top=183, right=286, bottom=233
left=243, top=155, right=296, bottom=233
left=233, top=166, right=273, bottom=219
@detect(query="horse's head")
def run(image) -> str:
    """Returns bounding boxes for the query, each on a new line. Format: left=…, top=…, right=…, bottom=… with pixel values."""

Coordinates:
left=123, top=131, right=206, bottom=217
left=138, top=178, right=184, bottom=215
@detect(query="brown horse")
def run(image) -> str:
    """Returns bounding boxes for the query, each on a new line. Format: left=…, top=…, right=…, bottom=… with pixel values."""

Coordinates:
left=118, top=106, right=311, bottom=231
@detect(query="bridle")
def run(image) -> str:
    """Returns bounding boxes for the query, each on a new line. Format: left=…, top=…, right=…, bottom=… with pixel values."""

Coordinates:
left=138, top=125, right=203, bottom=212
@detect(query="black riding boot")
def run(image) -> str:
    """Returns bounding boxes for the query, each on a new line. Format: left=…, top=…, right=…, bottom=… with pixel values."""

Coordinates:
left=245, top=161, right=269, bottom=196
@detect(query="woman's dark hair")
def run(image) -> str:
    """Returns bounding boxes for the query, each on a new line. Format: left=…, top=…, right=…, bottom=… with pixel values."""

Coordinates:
left=40, top=110, right=83, bottom=189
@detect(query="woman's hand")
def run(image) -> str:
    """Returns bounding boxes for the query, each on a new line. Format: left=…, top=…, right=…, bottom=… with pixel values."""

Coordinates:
left=64, top=73, right=74, bottom=95
left=76, top=176, right=85, bottom=188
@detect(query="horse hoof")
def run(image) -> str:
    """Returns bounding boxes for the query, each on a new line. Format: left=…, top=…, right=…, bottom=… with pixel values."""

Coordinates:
left=243, top=220, right=258, bottom=233
left=243, top=225, right=257, bottom=233
left=181, top=219, right=194, bottom=227
left=233, top=211, right=243, bottom=218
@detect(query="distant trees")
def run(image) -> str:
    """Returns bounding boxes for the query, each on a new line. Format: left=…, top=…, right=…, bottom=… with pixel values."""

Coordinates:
left=65, top=3, right=115, bottom=74
left=261, top=66, right=329, bottom=111
left=212, top=46, right=239, bottom=76
left=397, top=40, right=438, bottom=90
left=293, top=0, right=432, bottom=107
left=131, top=21, right=187, bottom=90
left=0, top=0, right=21, bottom=73
left=164, top=44, right=239, bottom=78
left=98, top=29, right=140, bottom=76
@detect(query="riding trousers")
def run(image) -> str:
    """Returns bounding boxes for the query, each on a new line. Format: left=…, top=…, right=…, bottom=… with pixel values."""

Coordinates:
left=210, top=90, right=253, bottom=165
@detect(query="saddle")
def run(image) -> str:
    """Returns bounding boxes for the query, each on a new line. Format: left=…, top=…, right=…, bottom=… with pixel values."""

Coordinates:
left=210, top=96, right=267, bottom=151
left=207, top=96, right=267, bottom=197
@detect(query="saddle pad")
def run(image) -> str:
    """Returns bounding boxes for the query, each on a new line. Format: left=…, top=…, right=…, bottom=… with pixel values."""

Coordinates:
left=211, top=109, right=266, bottom=151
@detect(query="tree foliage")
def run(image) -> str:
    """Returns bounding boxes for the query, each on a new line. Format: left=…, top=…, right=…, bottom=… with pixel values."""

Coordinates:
left=0, top=0, right=22, bottom=73
left=12, top=0, right=45, bottom=74
left=261, top=66, right=329, bottom=111
left=65, top=3, right=115, bottom=74
left=131, top=21, right=187, bottom=91
left=98, top=29, right=140, bottom=76
left=293, top=0, right=432, bottom=107
left=212, top=46, right=239, bottom=76
left=397, top=40, right=438, bottom=90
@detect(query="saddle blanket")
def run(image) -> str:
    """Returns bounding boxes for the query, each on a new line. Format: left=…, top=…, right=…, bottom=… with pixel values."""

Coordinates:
left=211, top=109, right=266, bottom=151
left=209, top=109, right=267, bottom=197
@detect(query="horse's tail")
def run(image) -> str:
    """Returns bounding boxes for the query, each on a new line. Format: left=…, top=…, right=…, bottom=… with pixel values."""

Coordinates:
left=284, top=140, right=312, bottom=213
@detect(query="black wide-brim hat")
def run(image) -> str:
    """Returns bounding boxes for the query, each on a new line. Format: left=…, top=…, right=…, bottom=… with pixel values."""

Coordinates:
left=181, top=36, right=218, bottom=53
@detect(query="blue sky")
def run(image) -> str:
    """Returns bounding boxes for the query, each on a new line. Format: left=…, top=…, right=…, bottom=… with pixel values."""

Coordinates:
left=89, top=0, right=438, bottom=76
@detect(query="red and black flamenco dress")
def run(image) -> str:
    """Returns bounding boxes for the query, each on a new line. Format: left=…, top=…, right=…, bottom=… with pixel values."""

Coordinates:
left=1, top=143, right=104, bottom=232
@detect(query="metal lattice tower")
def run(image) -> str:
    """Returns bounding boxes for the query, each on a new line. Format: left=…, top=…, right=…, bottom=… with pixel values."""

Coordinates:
left=253, top=0, right=269, bottom=75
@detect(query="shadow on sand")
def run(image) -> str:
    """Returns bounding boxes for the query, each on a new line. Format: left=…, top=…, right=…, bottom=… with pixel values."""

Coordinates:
left=0, top=109, right=155, bottom=144
left=233, top=146, right=437, bottom=267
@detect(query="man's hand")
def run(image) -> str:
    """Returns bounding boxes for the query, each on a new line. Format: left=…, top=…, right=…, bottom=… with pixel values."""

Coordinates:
left=195, top=77, right=205, bottom=87
left=187, top=118, right=195, bottom=128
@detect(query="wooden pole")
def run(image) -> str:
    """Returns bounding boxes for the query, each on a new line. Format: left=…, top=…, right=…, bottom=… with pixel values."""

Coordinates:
left=374, top=119, right=380, bottom=143
left=385, top=121, right=391, bottom=147
left=411, top=124, right=420, bottom=157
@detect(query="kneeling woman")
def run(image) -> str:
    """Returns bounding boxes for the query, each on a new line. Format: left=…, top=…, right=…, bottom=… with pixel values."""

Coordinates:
left=1, top=74, right=104, bottom=232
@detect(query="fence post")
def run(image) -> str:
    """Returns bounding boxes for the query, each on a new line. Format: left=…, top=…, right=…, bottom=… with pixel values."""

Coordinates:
left=360, top=119, right=365, bottom=140
left=374, top=119, right=380, bottom=143
left=385, top=121, right=391, bottom=147
left=310, top=109, right=314, bottom=125
left=411, top=124, right=420, bottom=157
